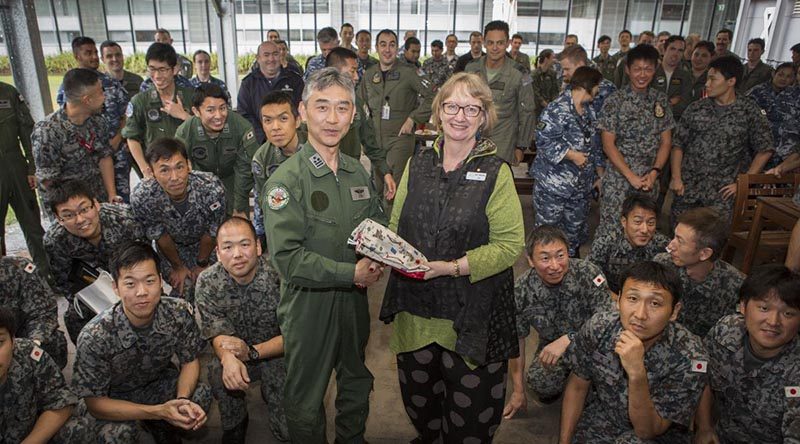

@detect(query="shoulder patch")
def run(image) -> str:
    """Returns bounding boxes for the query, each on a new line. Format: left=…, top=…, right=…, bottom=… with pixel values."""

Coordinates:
left=690, top=359, right=707, bottom=373
left=125, top=102, right=134, bottom=117
left=537, top=121, right=546, bottom=130
left=245, top=130, right=255, bottom=141
left=654, top=101, right=665, bottom=118
left=267, top=186, right=290, bottom=210
left=24, top=262, right=36, bottom=274
left=786, top=386, right=800, bottom=398
left=761, top=108, right=767, bottom=116
left=593, top=274, right=606, bottom=287
left=30, top=345, right=44, bottom=362
left=210, top=201, right=222, bottom=212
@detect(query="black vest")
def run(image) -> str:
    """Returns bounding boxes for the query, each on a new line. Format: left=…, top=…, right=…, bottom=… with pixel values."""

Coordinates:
left=381, top=146, right=518, bottom=365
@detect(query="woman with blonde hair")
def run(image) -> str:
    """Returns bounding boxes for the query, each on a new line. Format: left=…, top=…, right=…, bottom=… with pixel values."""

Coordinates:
left=380, top=72, right=524, bottom=443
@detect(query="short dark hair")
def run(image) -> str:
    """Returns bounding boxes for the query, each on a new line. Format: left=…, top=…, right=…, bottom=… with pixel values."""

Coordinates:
left=740, top=265, right=800, bottom=310
left=356, top=29, right=371, bottom=40
left=62, top=68, right=101, bottom=103
left=446, top=33, right=457, bottom=40
left=99, top=40, right=121, bottom=54
left=747, top=37, right=765, bottom=51
left=49, top=179, right=96, bottom=215
left=71, top=36, right=96, bottom=53
left=469, top=31, right=483, bottom=40
left=620, top=261, right=683, bottom=306
left=155, top=28, right=171, bottom=38
left=598, top=35, right=611, bottom=44
left=566, top=33, right=578, bottom=41
left=676, top=207, right=729, bottom=261
left=326, top=47, right=358, bottom=68
left=109, top=241, right=161, bottom=282
left=569, top=66, right=602, bottom=92
left=267, top=29, right=280, bottom=36
left=709, top=55, right=743, bottom=87
left=404, top=37, right=421, bottom=51
left=376, top=29, right=398, bottom=45
left=619, top=29, right=632, bottom=38
left=665, top=35, right=685, bottom=48
left=512, top=34, right=524, bottom=42
left=626, top=44, right=659, bottom=68
left=792, top=43, right=800, bottom=53
left=775, top=62, right=797, bottom=76
left=621, top=193, right=658, bottom=218
left=341, top=23, right=353, bottom=30
left=192, top=83, right=228, bottom=109
left=538, top=48, right=554, bottom=64
left=145, top=137, right=189, bottom=165
left=483, top=20, right=510, bottom=39
left=694, top=40, right=716, bottom=55
left=717, top=28, right=733, bottom=40
left=526, top=225, right=569, bottom=256
left=193, top=49, right=211, bottom=62
left=260, top=90, right=298, bottom=117
left=317, top=27, right=338, bottom=44
left=657, top=31, right=671, bottom=39
left=146, top=42, right=178, bottom=67
left=0, top=306, right=16, bottom=337
left=217, top=216, right=258, bottom=243
left=561, top=44, right=589, bottom=65
left=431, top=39, right=443, bottom=49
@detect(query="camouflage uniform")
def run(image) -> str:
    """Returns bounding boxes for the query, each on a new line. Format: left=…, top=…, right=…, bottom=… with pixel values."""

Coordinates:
left=690, top=70, right=708, bottom=103
left=175, top=113, right=258, bottom=214
left=114, top=70, right=144, bottom=99
left=703, top=313, right=800, bottom=443
left=466, top=56, right=536, bottom=163
left=190, top=75, right=231, bottom=103
left=121, top=85, right=195, bottom=157
left=531, top=67, right=560, bottom=120
left=515, top=260, right=613, bottom=399
left=653, top=253, right=744, bottom=337
left=421, top=56, right=453, bottom=91
left=303, top=54, right=327, bottom=81
left=532, top=91, right=600, bottom=256
left=72, top=297, right=212, bottom=442
left=593, top=53, right=617, bottom=82
left=671, top=95, right=773, bottom=224
left=748, top=84, right=800, bottom=165
left=356, top=55, right=378, bottom=81
left=195, top=256, right=289, bottom=440
left=652, top=65, right=693, bottom=120
left=0, top=338, right=91, bottom=443
left=32, top=109, right=113, bottom=211
left=587, top=226, right=670, bottom=294
left=43, top=203, right=145, bottom=343
left=57, top=71, right=132, bottom=201
left=0, top=256, right=67, bottom=369
left=510, top=51, right=532, bottom=74
left=130, top=171, right=226, bottom=302
left=566, top=311, right=708, bottom=443
left=596, top=86, right=675, bottom=236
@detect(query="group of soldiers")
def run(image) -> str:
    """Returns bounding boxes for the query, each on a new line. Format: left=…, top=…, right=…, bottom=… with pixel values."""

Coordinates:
left=1, top=17, right=799, bottom=444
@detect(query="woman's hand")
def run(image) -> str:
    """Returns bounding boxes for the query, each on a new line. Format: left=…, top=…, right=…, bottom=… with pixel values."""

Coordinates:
left=423, top=260, right=454, bottom=280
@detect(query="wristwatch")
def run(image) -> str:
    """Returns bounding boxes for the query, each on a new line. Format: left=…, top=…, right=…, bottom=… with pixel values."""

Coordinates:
left=247, top=344, right=260, bottom=361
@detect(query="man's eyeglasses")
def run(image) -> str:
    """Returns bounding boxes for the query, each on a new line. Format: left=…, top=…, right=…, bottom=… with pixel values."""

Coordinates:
left=441, top=102, right=483, bottom=117
left=57, top=202, right=95, bottom=223
left=147, top=66, right=173, bottom=75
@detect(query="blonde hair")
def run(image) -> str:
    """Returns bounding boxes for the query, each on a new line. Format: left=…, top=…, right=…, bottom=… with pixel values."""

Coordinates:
left=431, top=72, right=497, bottom=135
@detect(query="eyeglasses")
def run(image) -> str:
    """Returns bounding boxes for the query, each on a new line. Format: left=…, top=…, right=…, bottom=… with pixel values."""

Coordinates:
left=441, top=102, right=483, bottom=117
left=147, top=66, right=173, bottom=75
left=57, top=202, right=95, bottom=223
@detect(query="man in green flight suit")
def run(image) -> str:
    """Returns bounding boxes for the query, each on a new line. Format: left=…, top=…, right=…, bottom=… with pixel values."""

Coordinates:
left=122, top=42, right=194, bottom=178
left=175, top=83, right=258, bottom=216
left=359, top=28, right=434, bottom=198
left=263, top=67, right=387, bottom=444
left=465, top=20, right=536, bottom=164
left=0, top=82, right=48, bottom=274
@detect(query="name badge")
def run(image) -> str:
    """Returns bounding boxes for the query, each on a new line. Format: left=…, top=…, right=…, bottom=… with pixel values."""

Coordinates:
left=0, top=100, right=11, bottom=109
left=466, top=171, right=487, bottom=181
left=381, top=103, right=391, bottom=120
left=350, top=186, right=370, bottom=201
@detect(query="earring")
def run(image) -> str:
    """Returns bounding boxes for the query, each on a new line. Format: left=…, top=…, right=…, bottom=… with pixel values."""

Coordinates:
left=475, top=128, right=482, bottom=140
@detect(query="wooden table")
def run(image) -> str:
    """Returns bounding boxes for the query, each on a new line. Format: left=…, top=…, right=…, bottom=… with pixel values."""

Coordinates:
left=741, top=197, right=800, bottom=274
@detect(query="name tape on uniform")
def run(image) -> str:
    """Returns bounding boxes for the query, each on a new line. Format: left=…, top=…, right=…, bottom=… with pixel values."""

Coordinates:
left=465, top=171, right=487, bottom=182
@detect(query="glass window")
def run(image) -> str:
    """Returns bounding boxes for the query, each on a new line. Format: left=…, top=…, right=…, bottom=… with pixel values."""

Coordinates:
left=570, top=0, right=600, bottom=56
left=596, top=0, right=627, bottom=53
left=628, top=0, right=658, bottom=35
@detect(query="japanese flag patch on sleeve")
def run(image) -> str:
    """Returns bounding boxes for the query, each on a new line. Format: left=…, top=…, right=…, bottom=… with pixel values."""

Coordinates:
left=593, top=274, right=606, bottom=287
left=691, top=359, right=707, bottom=373
left=24, top=262, right=36, bottom=274
left=30, top=345, right=44, bottom=362
left=786, top=387, right=800, bottom=398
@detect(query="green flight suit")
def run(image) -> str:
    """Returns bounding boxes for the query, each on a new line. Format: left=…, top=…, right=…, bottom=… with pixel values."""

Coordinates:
left=653, top=65, right=693, bottom=120
left=359, top=62, right=434, bottom=195
left=250, top=131, right=307, bottom=210
left=175, top=112, right=258, bottom=214
left=339, top=94, right=390, bottom=177
left=0, top=82, right=48, bottom=274
left=466, top=56, right=536, bottom=163
left=121, top=85, right=195, bottom=156
left=263, top=142, right=386, bottom=444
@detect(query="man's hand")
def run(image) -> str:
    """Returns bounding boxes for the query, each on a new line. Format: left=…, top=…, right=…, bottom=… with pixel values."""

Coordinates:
left=539, top=334, right=571, bottom=368
left=26, top=175, right=36, bottom=190
left=669, top=96, right=681, bottom=106
left=640, top=170, right=658, bottom=191
left=218, top=336, right=249, bottom=361
left=221, top=353, right=251, bottom=391
left=398, top=117, right=415, bottom=136
left=719, top=183, right=737, bottom=200
left=159, top=399, right=205, bottom=431
left=354, top=257, right=384, bottom=287
left=383, top=174, right=397, bottom=201
left=625, top=172, right=647, bottom=191
left=566, top=150, right=588, bottom=168
left=669, top=176, right=685, bottom=196
left=161, top=96, right=190, bottom=121
left=169, top=266, right=192, bottom=296
left=692, top=429, right=721, bottom=444
left=615, top=330, right=646, bottom=378
left=765, top=166, right=783, bottom=177
left=502, top=389, right=527, bottom=419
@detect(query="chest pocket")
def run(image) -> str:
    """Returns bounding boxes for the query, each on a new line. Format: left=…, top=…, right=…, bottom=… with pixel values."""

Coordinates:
left=220, top=145, right=239, bottom=176
left=0, top=100, right=15, bottom=124
left=490, top=83, right=513, bottom=117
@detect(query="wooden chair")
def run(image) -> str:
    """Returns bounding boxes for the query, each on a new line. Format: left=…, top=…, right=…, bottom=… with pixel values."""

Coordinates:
left=722, top=173, right=799, bottom=265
